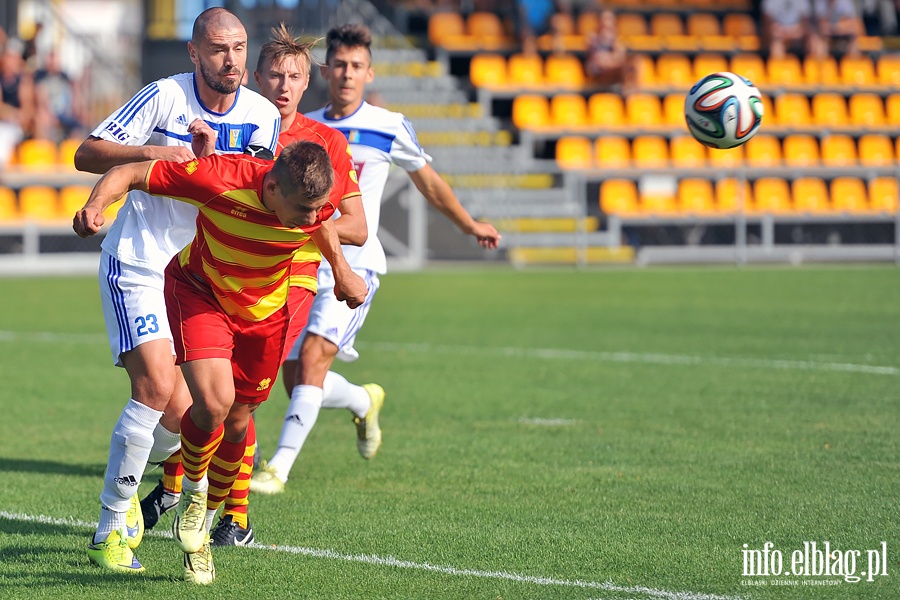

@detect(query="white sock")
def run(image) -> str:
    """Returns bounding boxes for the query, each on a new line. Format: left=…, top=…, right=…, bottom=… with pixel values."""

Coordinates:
left=182, top=474, right=209, bottom=494
left=97, top=399, right=162, bottom=539
left=148, top=421, right=181, bottom=464
left=267, top=385, right=323, bottom=481
left=322, top=371, right=371, bottom=418
left=205, top=508, right=218, bottom=532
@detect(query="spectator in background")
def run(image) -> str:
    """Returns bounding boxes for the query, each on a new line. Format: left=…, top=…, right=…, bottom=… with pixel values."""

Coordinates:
left=0, top=38, right=36, bottom=165
left=34, top=49, right=86, bottom=142
left=810, top=0, right=865, bottom=57
left=584, top=9, right=635, bottom=94
left=515, top=0, right=570, bottom=55
left=762, top=0, right=814, bottom=58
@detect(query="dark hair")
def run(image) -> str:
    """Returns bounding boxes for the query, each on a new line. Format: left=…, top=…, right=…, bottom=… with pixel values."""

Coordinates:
left=191, top=7, right=244, bottom=45
left=256, top=22, right=318, bottom=76
left=272, top=141, right=334, bottom=205
left=325, top=23, right=372, bottom=64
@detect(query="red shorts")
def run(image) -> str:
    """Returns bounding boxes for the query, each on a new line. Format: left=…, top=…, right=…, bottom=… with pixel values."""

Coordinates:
left=164, top=260, right=314, bottom=405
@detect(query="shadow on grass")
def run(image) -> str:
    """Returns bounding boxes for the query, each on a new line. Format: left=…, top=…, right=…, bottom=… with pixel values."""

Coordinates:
left=0, top=457, right=104, bottom=478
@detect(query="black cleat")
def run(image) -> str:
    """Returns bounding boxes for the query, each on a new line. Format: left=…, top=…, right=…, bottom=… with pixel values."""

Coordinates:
left=139, top=480, right=178, bottom=530
left=210, top=514, right=255, bottom=547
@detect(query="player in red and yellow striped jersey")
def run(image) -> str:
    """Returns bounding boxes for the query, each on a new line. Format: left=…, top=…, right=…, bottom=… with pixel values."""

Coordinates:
left=74, top=140, right=368, bottom=584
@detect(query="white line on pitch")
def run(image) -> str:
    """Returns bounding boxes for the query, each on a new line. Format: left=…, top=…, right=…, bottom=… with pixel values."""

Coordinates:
left=0, top=510, right=742, bottom=600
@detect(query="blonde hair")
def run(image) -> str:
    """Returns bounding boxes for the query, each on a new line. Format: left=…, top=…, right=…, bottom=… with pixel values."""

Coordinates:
left=256, top=22, right=319, bottom=76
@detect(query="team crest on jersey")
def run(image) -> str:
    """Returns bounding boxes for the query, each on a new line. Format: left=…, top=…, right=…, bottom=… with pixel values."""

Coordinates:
left=229, top=128, right=242, bottom=149
left=185, top=160, right=198, bottom=174
left=256, top=378, right=271, bottom=392
left=348, top=130, right=360, bottom=143
left=349, top=169, right=358, bottom=184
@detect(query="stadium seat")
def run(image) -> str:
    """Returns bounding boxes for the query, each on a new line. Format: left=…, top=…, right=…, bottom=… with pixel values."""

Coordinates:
left=428, top=13, right=467, bottom=48
left=753, top=177, right=792, bottom=213
left=692, top=53, right=728, bottom=82
left=587, top=93, right=625, bottom=128
left=811, top=93, right=848, bottom=127
left=803, top=56, right=840, bottom=86
left=758, top=95, right=776, bottom=127
left=556, top=136, right=593, bottom=169
left=576, top=12, right=599, bottom=37
left=632, top=54, right=657, bottom=87
left=839, top=55, right=876, bottom=87
left=885, top=94, right=900, bottom=126
left=632, top=135, right=668, bottom=167
left=550, top=93, right=588, bottom=129
left=16, top=139, right=58, bottom=170
left=708, top=145, right=744, bottom=168
left=678, top=178, right=715, bottom=213
left=617, top=13, right=648, bottom=37
left=722, top=14, right=759, bottom=51
left=686, top=13, right=720, bottom=37
left=670, top=135, right=707, bottom=167
left=640, top=189, right=677, bottom=214
left=507, top=53, right=544, bottom=87
left=848, top=93, right=885, bottom=127
left=650, top=13, right=683, bottom=37
left=858, top=134, right=893, bottom=166
left=775, top=93, right=812, bottom=127
left=18, top=185, right=60, bottom=222
left=470, top=54, right=508, bottom=89
left=59, top=185, right=94, bottom=220
left=715, top=178, right=751, bottom=212
left=0, top=186, right=17, bottom=221
left=625, top=93, right=663, bottom=128
left=663, top=93, right=687, bottom=128
left=467, top=12, right=512, bottom=49
left=594, top=136, right=631, bottom=168
left=869, top=177, right=899, bottom=212
left=792, top=177, right=830, bottom=212
left=730, top=54, right=766, bottom=87
left=655, top=54, right=694, bottom=88
left=599, top=179, right=639, bottom=214
left=512, top=94, right=550, bottom=129
left=58, top=138, right=81, bottom=170
left=876, top=54, right=900, bottom=86
left=544, top=53, right=585, bottom=89
left=745, top=134, right=782, bottom=166
left=767, top=55, right=803, bottom=87
left=783, top=134, right=820, bottom=166
left=821, top=134, right=857, bottom=166
left=830, top=177, right=868, bottom=213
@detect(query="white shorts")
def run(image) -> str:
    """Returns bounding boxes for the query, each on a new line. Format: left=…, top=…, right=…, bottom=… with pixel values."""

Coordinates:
left=99, top=252, right=175, bottom=367
left=286, top=268, right=380, bottom=363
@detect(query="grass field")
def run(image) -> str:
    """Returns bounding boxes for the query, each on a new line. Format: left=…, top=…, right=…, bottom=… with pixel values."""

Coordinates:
left=0, top=265, right=897, bottom=599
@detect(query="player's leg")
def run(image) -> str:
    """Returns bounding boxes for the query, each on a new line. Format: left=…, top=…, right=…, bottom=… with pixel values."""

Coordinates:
left=210, top=415, right=256, bottom=546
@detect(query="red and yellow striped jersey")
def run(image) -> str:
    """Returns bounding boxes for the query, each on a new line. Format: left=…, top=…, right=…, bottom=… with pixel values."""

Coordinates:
left=147, top=153, right=335, bottom=322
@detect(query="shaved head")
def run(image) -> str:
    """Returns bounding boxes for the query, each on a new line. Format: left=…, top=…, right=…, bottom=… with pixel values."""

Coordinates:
left=192, top=7, right=244, bottom=44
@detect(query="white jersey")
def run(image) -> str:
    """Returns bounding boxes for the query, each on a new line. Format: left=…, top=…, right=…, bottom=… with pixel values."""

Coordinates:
left=306, top=101, right=431, bottom=274
left=93, top=72, right=281, bottom=270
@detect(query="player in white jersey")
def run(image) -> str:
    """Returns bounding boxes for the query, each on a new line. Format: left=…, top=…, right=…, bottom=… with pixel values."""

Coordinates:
left=73, top=8, right=279, bottom=578
left=250, top=24, right=501, bottom=495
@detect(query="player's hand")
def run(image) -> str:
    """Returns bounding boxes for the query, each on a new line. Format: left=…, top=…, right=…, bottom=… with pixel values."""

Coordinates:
left=334, top=271, right=368, bottom=309
left=188, top=118, right=217, bottom=158
left=73, top=205, right=105, bottom=238
left=471, top=221, right=501, bottom=250
left=149, top=145, right=197, bottom=163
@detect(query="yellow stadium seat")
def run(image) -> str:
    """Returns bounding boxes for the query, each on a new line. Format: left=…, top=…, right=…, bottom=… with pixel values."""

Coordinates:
left=655, top=54, right=694, bottom=88
left=556, top=136, right=593, bottom=169
left=775, top=93, right=812, bottom=127
left=876, top=54, right=900, bottom=86
left=59, top=184, right=94, bottom=220
left=670, top=135, right=707, bottom=167
left=617, top=13, right=648, bottom=37
left=58, top=138, right=81, bottom=170
left=753, top=177, right=792, bottom=213
left=767, top=55, right=803, bottom=87
left=708, top=145, right=744, bottom=167
left=886, top=94, right=900, bottom=126
left=640, top=188, right=677, bottom=214
left=730, top=54, right=766, bottom=87
left=678, top=178, right=715, bottom=213
left=587, top=93, right=625, bottom=128
left=18, top=185, right=60, bottom=222
left=632, top=135, right=668, bottom=168
left=0, top=186, right=17, bottom=221
left=722, top=13, right=757, bottom=37
left=830, top=177, right=868, bottom=213
left=803, top=56, right=840, bottom=86
left=792, top=177, right=830, bottom=212
left=715, top=178, right=751, bottom=212
left=858, top=134, right=893, bottom=166
left=594, top=136, right=631, bottom=168
left=600, top=179, right=639, bottom=214
left=783, top=134, right=819, bottom=166
left=508, top=53, right=544, bottom=87
left=576, top=12, right=600, bottom=37
left=686, top=13, right=720, bottom=37
left=16, top=139, right=59, bottom=170
left=745, top=134, right=782, bottom=167
left=839, top=55, right=876, bottom=87
left=470, top=54, right=507, bottom=89
left=848, top=93, right=885, bottom=127
left=821, top=134, right=857, bottom=167
left=650, top=13, right=683, bottom=37
left=693, top=53, right=728, bottom=82
left=869, top=177, right=899, bottom=212
left=428, top=13, right=467, bottom=48
left=663, top=93, right=687, bottom=128
left=625, top=93, right=663, bottom=128
left=758, top=95, right=775, bottom=127
left=544, top=53, right=585, bottom=89
left=467, top=12, right=512, bottom=49
left=812, top=93, right=848, bottom=127
left=550, top=93, right=588, bottom=129
left=632, top=54, right=657, bottom=88
left=512, top=94, right=550, bottom=129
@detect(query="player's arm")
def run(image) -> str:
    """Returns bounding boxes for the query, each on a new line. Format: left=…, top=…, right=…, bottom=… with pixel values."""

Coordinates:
left=74, top=136, right=196, bottom=174
left=408, top=164, right=501, bottom=250
left=310, top=217, right=367, bottom=308
left=334, top=194, right=367, bottom=246
left=73, top=161, right=153, bottom=238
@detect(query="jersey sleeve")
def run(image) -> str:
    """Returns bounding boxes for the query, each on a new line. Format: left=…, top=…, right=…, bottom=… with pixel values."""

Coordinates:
left=91, top=81, right=167, bottom=146
left=327, top=130, right=361, bottom=206
left=246, top=99, right=281, bottom=154
left=146, top=154, right=230, bottom=208
left=389, top=115, right=432, bottom=173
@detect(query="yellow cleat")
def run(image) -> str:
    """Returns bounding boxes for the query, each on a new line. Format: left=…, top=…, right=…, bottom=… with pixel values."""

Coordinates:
left=355, top=384, right=385, bottom=460
left=125, top=493, right=144, bottom=550
left=249, top=460, right=285, bottom=495
left=172, top=488, right=207, bottom=554
left=183, top=534, right=215, bottom=585
left=87, top=528, right=145, bottom=573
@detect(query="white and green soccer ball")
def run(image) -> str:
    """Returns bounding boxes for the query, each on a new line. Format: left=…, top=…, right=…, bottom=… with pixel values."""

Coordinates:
left=685, top=71, right=763, bottom=149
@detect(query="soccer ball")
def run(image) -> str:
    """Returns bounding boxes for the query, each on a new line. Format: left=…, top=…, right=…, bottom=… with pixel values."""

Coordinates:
left=685, top=72, right=763, bottom=149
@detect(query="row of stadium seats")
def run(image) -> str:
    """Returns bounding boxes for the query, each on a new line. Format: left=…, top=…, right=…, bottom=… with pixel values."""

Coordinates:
left=513, top=92, right=900, bottom=131
left=600, top=177, right=899, bottom=215
left=7, top=138, right=80, bottom=170
left=558, top=133, right=900, bottom=169
left=472, top=52, right=900, bottom=91
left=0, top=185, right=118, bottom=223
